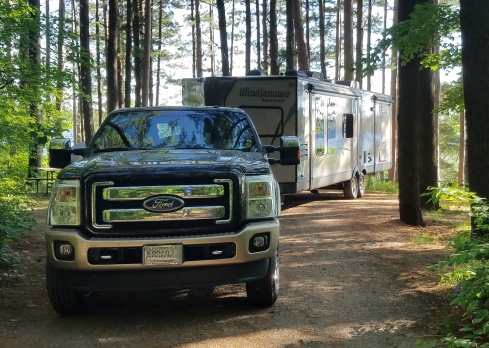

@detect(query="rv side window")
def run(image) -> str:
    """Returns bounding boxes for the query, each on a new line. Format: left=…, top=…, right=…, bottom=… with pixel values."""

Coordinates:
left=343, top=113, right=354, bottom=138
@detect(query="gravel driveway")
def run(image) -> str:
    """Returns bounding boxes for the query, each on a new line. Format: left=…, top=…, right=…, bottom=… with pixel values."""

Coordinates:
left=0, top=191, right=451, bottom=347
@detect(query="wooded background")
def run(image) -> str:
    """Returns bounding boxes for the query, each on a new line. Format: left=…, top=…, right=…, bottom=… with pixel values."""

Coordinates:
left=2, top=0, right=489, bottom=228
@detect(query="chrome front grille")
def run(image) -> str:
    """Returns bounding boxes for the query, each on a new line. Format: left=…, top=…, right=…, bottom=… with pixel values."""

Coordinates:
left=88, top=177, right=236, bottom=235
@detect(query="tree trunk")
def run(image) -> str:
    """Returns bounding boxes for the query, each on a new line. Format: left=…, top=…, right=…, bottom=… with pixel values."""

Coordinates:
left=292, top=0, right=309, bottom=71
left=269, top=0, right=279, bottom=75
left=458, top=109, right=465, bottom=187
left=96, top=0, right=103, bottom=124
left=388, top=0, right=399, bottom=183
left=125, top=0, right=133, bottom=107
left=195, top=0, right=203, bottom=77
left=133, top=0, right=142, bottom=106
left=355, top=0, right=363, bottom=86
left=256, top=0, right=260, bottom=70
left=155, top=0, right=162, bottom=104
left=245, top=0, right=251, bottom=73
left=80, top=0, right=94, bottom=143
left=460, top=0, right=489, bottom=235
left=285, top=0, right=295, bottom=70
left=335, top=0, right=341, bottom=80
left=417, top=65, right=437, bottom=209
left=56, top=0, right=65, bottom=113
left=366, top=0, right=372, bottom=90
left=319, top=0, right=326, bottom=77
left=216, top=0, right=230, bottom=76
left=27, top=0, right=41, bottom=177
left=397, top=0, right=424, bottom=226
left=343, top=0, right=354, bottom=80
left=262, top=0, right=269, bottom=73
left=141, top=0, right=151, bottom=106
left=107, top=0, right=119, bottom=112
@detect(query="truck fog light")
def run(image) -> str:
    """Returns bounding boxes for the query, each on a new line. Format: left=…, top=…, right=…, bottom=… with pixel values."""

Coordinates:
left=249, top=233, right=270, bottom=252
left=54, top=241, right=75, bottom=261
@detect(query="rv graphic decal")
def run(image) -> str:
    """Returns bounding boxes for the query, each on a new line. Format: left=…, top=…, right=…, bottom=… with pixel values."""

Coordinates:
left=239, top=87, right=292, bottom=102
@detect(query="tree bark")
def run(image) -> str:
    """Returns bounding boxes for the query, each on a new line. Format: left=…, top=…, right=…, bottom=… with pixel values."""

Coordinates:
left=216, top=0, right=230, bottom=76
left=262, top=0, right=269, bottom=73
left=292, top=0, right=309, bottom=71
left=460, top=0, right=489, bottom=235
left=125, top=0, right=133, bottom=107
left=355, top=0, right=363, bottom=86
left=245, top=0, right=251, bottom=73
left=397, top=0, right=424, bottom=226
left=343, top=0, right=354, bottom=80
left=269, top=0, right=279, bottom=75
left=133, top=0, right=142, bottom=106
left=107, top=0, right=119, bottom=112
left=80, top=0, right=94, bottom=143
left=195, top=0, right=203, bottom=77
left=285, top=0, right=295, bottom=70
left=141, top=0, right=152, bottom=106
left=319, top=0, right=326, bottom=77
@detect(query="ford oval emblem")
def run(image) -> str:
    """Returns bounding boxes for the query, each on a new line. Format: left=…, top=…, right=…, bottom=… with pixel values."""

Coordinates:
left=143, top=195, right=185, bottom=213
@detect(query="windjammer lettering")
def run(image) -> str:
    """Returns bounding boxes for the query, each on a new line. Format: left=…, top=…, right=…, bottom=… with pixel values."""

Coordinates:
left=239, top=87, right=291, bottom=100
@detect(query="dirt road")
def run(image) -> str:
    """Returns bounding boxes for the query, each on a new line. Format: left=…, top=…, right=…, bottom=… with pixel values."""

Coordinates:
left=0, top=191, right=452, bottom=347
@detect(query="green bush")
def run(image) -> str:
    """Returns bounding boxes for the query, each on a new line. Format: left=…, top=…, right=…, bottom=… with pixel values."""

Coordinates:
left=0, top=178, right=36, bottom=272
left=420, top=186, right=489, bottom=347
left=365, top=173, right=399, bottom=194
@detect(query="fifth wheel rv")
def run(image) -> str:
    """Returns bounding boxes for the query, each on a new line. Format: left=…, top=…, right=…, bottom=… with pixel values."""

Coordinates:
left=182, top=70, right=393, bottom=199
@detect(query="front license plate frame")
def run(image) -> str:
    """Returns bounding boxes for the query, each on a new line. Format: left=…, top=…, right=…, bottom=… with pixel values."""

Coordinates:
left=143, top=244, right=183, bottom=266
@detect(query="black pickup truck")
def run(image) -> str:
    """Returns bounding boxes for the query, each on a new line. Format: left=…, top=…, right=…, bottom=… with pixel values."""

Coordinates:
left=45, top=105, right=300, bottom=315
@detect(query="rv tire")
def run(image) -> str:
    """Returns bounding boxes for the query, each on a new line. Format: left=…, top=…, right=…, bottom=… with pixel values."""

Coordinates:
left=357, top=173, right=365, bottom=198
left=343, top=176, right=358, bottom=199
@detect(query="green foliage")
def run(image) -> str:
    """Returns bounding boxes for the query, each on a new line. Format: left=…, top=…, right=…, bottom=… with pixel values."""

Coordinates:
left=421, top=186, right=489, bottom=347
left=369, top=3, right=460, bottom=75
left=0, top=179, right=36, bottom=273
left=365, top=173, right=399, bottom=194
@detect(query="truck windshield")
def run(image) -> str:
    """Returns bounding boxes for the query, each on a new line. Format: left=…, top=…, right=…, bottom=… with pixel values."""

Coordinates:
left=91, top=109, right=258, bottom=153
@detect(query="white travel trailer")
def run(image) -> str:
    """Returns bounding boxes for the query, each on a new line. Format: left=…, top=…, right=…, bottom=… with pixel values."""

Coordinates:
left=182, top=70, right=393, bottom=199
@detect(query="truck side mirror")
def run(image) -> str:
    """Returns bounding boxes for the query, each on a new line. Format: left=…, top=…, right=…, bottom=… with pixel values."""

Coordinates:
left=278, top=136, right=301, bottom=165
left=48, top=138, right=72, bottom=169
left=264, top=136, right=301, bottom=166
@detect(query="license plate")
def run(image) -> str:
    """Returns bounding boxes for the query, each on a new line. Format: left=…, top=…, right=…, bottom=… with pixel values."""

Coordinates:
left=143, top=244, right=183, bottom=266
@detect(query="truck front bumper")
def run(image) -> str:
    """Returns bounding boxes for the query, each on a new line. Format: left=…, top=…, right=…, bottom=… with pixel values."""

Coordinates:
left=46, top=220, right=278, bottom=291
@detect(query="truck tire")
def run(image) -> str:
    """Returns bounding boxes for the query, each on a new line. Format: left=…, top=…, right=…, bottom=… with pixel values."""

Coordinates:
left=343, top=175, right=358, bottom=199
left=46, top=263, right=85, bottom=315
left=246, top=249, right=279, bottom=306
left=357, top=173, right=366, bottom=198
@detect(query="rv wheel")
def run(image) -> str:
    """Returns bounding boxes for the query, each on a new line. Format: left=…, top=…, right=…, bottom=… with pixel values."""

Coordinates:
left=357, top=173, right=365, bottom=198
left=343, top=176, right=358, bottom=199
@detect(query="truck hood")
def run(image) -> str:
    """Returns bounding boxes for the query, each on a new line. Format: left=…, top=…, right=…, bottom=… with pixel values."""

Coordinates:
left=58, top=149, right=272, bottom=179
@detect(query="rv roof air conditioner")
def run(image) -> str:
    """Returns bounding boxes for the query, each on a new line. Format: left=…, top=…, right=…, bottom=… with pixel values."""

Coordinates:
left=284, top=70, right=308, bottom=78
left=246, top=69, right=268, bottom=76
left=305, top=71, right=324, bottom=81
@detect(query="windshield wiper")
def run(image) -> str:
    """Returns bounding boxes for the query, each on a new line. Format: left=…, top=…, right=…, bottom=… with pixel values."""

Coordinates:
left=93, top=146, right=138, bottom=153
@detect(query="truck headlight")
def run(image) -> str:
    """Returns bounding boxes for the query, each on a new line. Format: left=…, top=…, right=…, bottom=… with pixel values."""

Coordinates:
left=246, top=175, right=276, bottom=219
left=47, top=180, right=81, bottom=226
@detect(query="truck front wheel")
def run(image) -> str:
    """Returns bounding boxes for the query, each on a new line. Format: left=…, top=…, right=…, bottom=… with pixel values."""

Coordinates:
left=46, top=263, right=86, bottom=315
left=246, top=249, right=279, bottom=306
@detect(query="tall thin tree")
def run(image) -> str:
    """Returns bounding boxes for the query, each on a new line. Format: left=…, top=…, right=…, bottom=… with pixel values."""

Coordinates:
left=397, top=0, right=424, bottom=226
left=460, top=0, right=489, bottom=234
left=141, top=0, right=152, bottom=106
left=269, top=0, right=279, bottom=74
left=107, top=0, right=119, bottom=112
left=343, top=0, right=354, bottom=80
left=80, top=0, right=94, bottom=142
left=216, top=0, right=230, bottom=75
